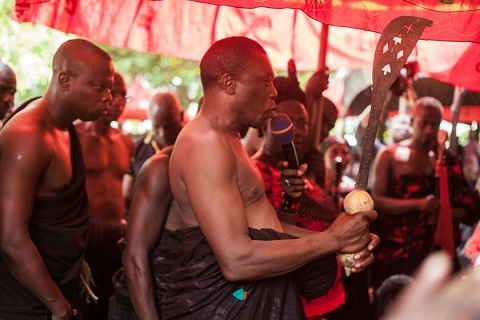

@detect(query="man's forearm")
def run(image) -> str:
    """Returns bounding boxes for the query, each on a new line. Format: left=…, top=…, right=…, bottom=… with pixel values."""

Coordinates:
left=280, top=221, right=317, bottom=237
left=1, top=241, right=69, bottom=316
left=125, top=255, right=160, bottom=320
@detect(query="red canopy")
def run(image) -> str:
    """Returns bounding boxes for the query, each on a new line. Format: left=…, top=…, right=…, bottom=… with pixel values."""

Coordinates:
left=12, top=0, right=480, bottom=92
left=193, top=0, right=480, bottom=43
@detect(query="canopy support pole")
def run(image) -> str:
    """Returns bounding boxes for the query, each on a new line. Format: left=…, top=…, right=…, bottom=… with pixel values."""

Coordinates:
left=448, top=86, right=465, bottom=154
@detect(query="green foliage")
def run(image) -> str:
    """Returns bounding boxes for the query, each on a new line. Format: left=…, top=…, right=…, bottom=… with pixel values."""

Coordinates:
left=1, top=0, right=202, bottom=111
left=1, top=0, right=319, bottom=116
left=1, top=0, right=69, bottom=102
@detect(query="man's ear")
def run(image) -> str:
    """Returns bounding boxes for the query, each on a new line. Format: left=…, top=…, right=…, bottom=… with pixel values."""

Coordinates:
left=58, top=71, right=70, bottom=90
left=222, top=73, right=236, bottom=95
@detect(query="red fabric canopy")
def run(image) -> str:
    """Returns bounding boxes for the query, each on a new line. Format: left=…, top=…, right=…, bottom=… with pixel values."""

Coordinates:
left=194, top=0, right=480, bottom=43
left=11, top=0, right=480, bottom=92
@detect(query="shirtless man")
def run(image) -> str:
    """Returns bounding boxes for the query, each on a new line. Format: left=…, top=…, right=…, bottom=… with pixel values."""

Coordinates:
left=164, top=36, right=378, bottom=319
left=0, top=61, right=17, bottom=126
left=75, top=72, right=134, bottom=319
left=0, top=39, right=114, bottom=320
left=122, top=92, right=184, bottom=213
left=108, top=146, right=183, bottom=320
left=371, top=97, right=479, bottom=288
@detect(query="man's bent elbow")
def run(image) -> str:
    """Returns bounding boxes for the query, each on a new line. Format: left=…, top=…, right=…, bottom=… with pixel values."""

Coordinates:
left=218, top=256, right=257, bottom=282
left=220, top=266, right=248, bottom=282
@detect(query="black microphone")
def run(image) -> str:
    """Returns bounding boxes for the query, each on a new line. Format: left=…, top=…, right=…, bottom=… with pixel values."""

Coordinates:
left=271, top=113, right=299, bottom=169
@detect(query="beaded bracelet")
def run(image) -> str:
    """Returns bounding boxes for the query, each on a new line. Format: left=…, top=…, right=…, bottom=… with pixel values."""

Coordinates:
left=279, top=193, right=304, bottom=213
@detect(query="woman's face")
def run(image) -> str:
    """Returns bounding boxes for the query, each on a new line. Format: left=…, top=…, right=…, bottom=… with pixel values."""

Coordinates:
left=325, top=143, right=351, bottom=172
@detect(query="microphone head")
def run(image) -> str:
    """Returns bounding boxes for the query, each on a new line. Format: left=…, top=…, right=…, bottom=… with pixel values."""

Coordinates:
left=271, top=113, right=294, bottom=145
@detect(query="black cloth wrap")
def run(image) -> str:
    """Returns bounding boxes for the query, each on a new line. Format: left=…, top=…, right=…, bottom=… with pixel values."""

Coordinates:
left=110, top=228, right=181, bottom=319
left=0, top=98, right=89, bottom=318
left=162, top=227, right=336, bottom=320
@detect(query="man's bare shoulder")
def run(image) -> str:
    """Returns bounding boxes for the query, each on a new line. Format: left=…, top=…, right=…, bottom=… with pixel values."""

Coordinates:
left=0, top=113, right=53, bottom=170
left=1, top=111, right=46, bottom=146
left=142, top=152, right=170, bottom=177
left=173, top=117, right=228, bottom=155
left=378, top=141, right=404, bottom=159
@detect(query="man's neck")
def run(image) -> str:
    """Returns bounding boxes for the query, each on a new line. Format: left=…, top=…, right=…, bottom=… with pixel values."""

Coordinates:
left=93, top=120, right=112, bottom=135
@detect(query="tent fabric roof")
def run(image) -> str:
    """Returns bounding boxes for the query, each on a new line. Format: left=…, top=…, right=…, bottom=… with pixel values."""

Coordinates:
left=12, top=0, right=480, bottom=93
left=192, top=0, right=480, bottom=43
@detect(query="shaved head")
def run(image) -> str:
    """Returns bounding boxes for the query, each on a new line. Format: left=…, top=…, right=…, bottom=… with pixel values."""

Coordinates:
left=148, top=92, right=184, bottom=148
left=0, top=62, right=15, bottom=78
left=0, top=62, right=16, bottom=86
left=148, top=92, right=182, bottom=118
left=43, top=38, right=114, bottom=123
left=200, top=36, right=267, bottom=91
left=0, top=61, right=16, bottom=120
left=52, top=39, right=112, bottom=78
left=412, top=96, right=444, bottom=116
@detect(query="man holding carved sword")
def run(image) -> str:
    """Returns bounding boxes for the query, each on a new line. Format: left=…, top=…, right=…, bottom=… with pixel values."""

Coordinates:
left=162, top=36, right=378, bottom=319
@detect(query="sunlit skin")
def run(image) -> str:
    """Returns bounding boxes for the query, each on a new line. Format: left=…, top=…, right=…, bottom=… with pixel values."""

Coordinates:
left=75, top=72, right=134, bottom=223
left=169, top=37, right=378, bottom=289
left=0, top=39, right=114, bottom=320
left=73, top=70, right=133, bottom=320
left=372, top=98, right=469, bottom=223
left=123, top=147, right=184, bottom=320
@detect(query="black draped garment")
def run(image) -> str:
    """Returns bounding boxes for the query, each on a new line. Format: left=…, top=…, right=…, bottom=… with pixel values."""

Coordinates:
left=0, top=107, right=90, bottom=319
left=162, top=227, right=337, bottom=320
left=109, top=228, right=181, bottom=320
left=370, top=151, right=479, bottom=289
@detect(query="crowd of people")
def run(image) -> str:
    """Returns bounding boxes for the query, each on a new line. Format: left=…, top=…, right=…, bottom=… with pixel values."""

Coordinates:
left=0, top=36, right=479, bottom=320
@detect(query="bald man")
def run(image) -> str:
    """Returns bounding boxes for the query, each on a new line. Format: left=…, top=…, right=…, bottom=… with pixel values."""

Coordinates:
left=0, top=61, right=17, bottom=127
left=371, top=97, right=480, bottom=289
left=0, top=39, right=114, bottom=320
left=122, top=92, right=184, bottom=213
left=163, top=36, right=378, bottom=319
left=75, top=72, right=134, bottom=319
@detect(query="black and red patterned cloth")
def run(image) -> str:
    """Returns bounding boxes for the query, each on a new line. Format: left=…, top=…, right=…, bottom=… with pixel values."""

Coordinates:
left=371, top=151, right=480, bottom=288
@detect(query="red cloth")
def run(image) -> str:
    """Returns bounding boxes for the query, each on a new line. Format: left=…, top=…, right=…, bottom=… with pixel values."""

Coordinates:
left=12, top=0, right=480, bottom=92
left=255, top=161, right=346, bottom=317
left=433, top=162, right=456, bottom=257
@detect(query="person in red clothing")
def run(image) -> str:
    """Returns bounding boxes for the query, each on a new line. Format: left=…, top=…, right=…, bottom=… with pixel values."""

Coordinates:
left=370, top=97, right=480, bottom=289
left=252, top=75, right=348, bottom=319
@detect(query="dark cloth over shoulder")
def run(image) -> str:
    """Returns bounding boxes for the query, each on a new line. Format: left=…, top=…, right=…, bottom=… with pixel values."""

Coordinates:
left=127, top=134, right=156, bottom=178
left=161, top=227, right=336, bottom=320
left=109, top=228, right=181, bottom=319
left=0, top=99, right=90, bottom=318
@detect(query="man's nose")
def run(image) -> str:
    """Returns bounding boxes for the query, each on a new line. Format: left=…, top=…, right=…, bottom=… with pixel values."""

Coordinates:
left=270, top=84, right=278, bottom=100
left=104, top=90, right=113, bottom=103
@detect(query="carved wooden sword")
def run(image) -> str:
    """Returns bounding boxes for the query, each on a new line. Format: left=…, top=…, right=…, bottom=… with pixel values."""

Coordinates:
left=340, top=16, right=433, bottom=276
